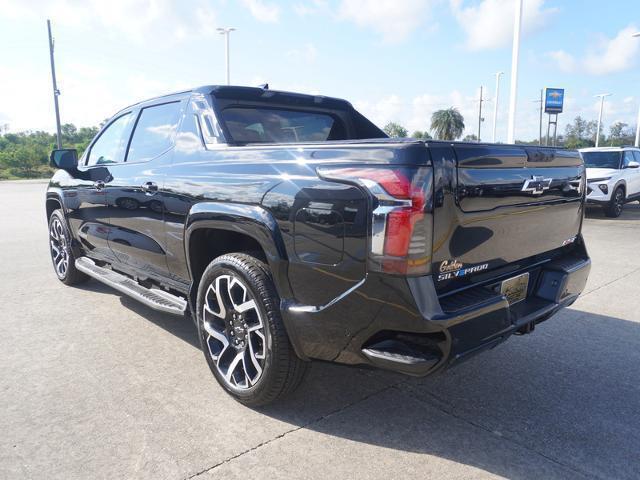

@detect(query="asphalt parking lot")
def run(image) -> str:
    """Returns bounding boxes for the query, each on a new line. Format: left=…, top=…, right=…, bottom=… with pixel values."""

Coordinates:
left=1, top=180, right=639, bottom=480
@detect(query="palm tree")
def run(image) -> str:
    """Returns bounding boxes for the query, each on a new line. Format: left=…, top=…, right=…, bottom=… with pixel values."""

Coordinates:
left=430, top=108, right=465, bottom=140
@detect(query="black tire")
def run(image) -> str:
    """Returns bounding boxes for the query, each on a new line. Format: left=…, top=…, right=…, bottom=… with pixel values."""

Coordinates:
left=48, top=209, right=89, bottom=285
left=604, top=187, right=625, bottom=218
left=196, top=253, right=307, bottom=406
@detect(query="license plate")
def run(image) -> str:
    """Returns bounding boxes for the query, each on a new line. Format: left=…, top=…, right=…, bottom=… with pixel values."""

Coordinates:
left=500, top=272, right=529, bottom=305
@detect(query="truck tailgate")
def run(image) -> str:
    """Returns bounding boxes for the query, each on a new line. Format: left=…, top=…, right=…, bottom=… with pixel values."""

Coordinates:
left=432, top=143, right=585, bottom=290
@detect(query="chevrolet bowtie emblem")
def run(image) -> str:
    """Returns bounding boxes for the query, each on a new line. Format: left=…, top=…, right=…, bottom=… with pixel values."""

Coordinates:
left=522, top=175, right=552, bottom=195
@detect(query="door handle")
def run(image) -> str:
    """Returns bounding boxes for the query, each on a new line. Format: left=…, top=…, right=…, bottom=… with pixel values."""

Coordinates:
left=141, top=181, right=158, bottom=194
left=93, top=180, right=105, bottom=190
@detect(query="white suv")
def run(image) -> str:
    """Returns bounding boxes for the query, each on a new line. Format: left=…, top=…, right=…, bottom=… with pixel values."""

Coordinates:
left=579, top=147, right=640, bottom=217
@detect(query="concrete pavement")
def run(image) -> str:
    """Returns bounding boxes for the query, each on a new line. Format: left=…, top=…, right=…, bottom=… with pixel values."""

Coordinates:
left=1, top=180, right=639, bottom=479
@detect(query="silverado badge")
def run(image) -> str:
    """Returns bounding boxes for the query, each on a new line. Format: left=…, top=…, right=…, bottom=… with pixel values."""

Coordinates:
left=437, top=259, right=489, bottom=281
left=522, top=175, right=552, bottom=195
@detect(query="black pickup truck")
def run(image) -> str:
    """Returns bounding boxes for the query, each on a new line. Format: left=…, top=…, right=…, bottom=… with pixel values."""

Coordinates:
left=46, top=85, right=591, bottom=405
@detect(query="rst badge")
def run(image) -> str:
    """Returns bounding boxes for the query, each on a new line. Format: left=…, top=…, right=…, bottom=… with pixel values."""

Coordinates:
left=522, top=175, right=552, bottom=195
left=437, top=259, right=489, bottom=281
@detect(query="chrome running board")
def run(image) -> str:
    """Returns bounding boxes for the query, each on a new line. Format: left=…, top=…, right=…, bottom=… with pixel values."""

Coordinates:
left=75, top=257, right=187, bottom=316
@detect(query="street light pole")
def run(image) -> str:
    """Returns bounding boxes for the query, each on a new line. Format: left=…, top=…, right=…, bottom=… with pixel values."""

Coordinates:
left=506, top=0, right=523, bottom=144
left=492, top=71, right=503, bottom=143
left=477, top=85, right=484, bottom=142
left=635, top=104, right=640, bottom=148
left=633, top=32, right=640, bottom=147
left=47, top=19, right=62, bottom=149
left=594, top=93, right=611, bottom=148
left=216, top=27, right=236, bottom=85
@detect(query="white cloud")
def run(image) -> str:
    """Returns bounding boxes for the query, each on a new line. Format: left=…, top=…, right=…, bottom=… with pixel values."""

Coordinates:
left=293, top=0, right=329, bottom=16
left=286, top=43, right=318, bottom=63
left=354, top=90, right=481, bottom=137
left=239, top=0, right=280, bottom=23
left=450, top=0, right=558, bottom=50
left=584, top=25, right=640, bottom=75
left=195, top=4, right=218, bottom=36
left=354, top=95, right=404, bottom=128
left=0, top=0, right=219, bottom=43
left=546, top=25, right=640, bottom=76
left=546, top=50, right=577, bottom=73
left=338, top=0, right=435, bottom=43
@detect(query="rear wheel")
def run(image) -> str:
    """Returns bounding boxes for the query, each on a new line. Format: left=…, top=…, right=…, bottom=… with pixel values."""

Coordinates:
left=196, top=253, right=307, bottom=406
left=604, top=187, right=624, bottom=218
left=48, top=209, right=88, bottom=285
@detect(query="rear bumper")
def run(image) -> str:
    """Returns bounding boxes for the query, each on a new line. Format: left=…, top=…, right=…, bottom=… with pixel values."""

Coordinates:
left=282, top=240, right=590, bottom=376
left=433, top=253, right=590, bottom=369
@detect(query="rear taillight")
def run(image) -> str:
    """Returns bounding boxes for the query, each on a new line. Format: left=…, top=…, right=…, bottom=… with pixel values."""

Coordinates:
left=317, top=166, right=432, bottom=275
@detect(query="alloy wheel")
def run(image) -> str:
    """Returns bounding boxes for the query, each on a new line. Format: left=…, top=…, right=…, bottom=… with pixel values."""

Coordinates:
left=49, top=217, right=69, bottom=278
left=202, top=274, right=266, bottom=389
left=614, top=190, right=624, bottom=216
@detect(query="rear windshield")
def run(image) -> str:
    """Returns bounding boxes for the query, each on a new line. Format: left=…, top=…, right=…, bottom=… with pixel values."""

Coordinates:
left=582, top=151, right=621, bottom=169
left=221, top=107, right=347, bottom=144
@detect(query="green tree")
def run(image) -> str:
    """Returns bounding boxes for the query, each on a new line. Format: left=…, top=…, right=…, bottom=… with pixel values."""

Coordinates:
left=0, top=123, right=98, bottom=179
left=383, top=122, right=408, bottom=138
left=411, top=130, right=432, bottom=140
left=608, top=122, right=635, bottom=146
left=431, top=108, right=465, bottom=140
left=1, top=144, right=46, bottom=178
left=564, top=116, right=598, bottom=149
left=462, top=134, right=478, bottom=142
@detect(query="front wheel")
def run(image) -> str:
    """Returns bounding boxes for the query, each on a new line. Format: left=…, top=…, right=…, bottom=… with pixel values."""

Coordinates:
left=196, top=253, right=307, bottom=406
left=604, top=187, right=624, bottom=218
left=48, top=209, right=88, bottom=285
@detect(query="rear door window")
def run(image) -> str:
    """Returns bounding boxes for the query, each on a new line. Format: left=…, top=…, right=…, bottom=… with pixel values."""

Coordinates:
left=126, top=102, right=182, bottom=162
left=221, top=107, right=346, bottom=144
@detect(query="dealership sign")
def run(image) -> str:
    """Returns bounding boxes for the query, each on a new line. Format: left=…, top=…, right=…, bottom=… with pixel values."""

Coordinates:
left=544, top=88, right=564, bottom=114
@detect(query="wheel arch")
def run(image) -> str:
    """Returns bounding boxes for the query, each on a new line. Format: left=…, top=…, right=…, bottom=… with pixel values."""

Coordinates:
left=184, top=202, right=292, bottom=306
left=185, top=202, right=307, bottom=359
left=613, top=180, right=627, bottom=198
left=45, top=192, right=64, bottom=220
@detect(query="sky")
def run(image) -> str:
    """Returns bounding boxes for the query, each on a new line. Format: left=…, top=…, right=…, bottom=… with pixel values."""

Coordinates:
left=0, top=0, right=638, bottom=142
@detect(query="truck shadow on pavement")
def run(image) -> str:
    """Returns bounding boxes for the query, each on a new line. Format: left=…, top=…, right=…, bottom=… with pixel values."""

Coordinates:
left=88, top=285, right=639, bottom=480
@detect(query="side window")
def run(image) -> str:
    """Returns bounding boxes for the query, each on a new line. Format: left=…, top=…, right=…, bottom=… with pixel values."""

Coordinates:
left=87, top=113, right=132, bottom=166
left=126, top=102, right=182, bottom=163
left=175, top=110, right=204, bottom=154
left=622, top=151, right=635, bottom=168
left=633, top=151, right=640, bottom=163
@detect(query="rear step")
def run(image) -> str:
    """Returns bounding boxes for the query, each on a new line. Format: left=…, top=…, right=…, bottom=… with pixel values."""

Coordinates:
left=362, top=339, right=439, bottom=376
left=75, top=257, right=187, bottom=316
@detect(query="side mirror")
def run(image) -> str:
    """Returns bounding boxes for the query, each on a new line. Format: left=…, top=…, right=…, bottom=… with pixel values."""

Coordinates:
left=50, top=149, right=78, bottom=170
left=626, top=160, right=640, bottom=169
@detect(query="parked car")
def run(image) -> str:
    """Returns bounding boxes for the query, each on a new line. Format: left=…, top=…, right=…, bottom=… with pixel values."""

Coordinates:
left=46, top=85, right=591, bottom=406
left=579, top=146, right=640, bottom=217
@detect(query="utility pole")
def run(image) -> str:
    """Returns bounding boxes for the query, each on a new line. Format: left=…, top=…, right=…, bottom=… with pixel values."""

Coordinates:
left=633, top=33, right=640, bottom=147
left=594, top=93, right=611, bottom=148
left=506, top=0, right=523, bottom=144
left=47, top=19, right=62, bottom=149
left=216, top=27, right=236, bottom=85
left=492, top=72, right=503, bottom=143
left=477, top=86, right=484, bottom=142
